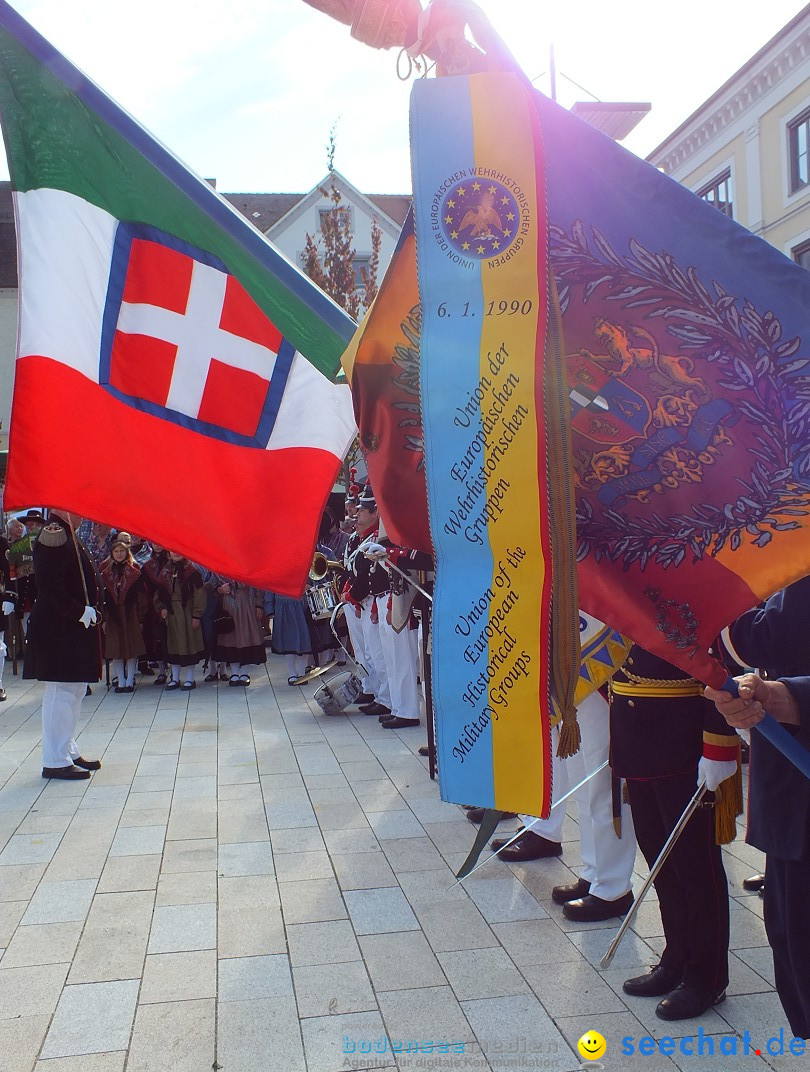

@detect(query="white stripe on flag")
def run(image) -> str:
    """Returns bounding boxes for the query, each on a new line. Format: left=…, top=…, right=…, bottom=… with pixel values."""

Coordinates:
left=16, top=188, right=115, bottom=384
left=15, top=188, right=356, bottom=458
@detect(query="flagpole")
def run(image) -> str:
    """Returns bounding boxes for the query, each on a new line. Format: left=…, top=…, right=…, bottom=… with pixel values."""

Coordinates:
left=723, top=677, right=810, bottom=778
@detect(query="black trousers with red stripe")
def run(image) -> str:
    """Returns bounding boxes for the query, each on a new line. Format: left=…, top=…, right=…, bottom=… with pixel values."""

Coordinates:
left=627, top=769, right=730, bottom=997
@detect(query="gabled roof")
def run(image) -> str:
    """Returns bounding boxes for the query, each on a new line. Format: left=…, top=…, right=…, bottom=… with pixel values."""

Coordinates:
left=263, top=170, right=410, bottom=239
left=222, top=185, right=410, bottom=236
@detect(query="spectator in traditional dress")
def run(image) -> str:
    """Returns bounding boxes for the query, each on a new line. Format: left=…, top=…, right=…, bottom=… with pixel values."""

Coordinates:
left=155, top=552, right=206, bottom=691
left=211, top=579, right=266, bottom=686
left=100, top=532, right=146, bottom=693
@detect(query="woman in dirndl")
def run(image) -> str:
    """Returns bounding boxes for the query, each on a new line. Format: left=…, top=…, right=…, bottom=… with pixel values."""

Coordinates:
left=211, top=580, right=267, bottom=687
left=100, top=532, right=147, bottom=692
left=154, top=553, right=206, bottom=691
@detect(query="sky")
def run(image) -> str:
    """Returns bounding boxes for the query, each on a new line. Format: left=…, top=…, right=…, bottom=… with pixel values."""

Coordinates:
left=1, top=0, right=809, bottom=195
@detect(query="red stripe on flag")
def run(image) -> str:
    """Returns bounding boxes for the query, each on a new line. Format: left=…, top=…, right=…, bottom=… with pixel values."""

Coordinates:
left=5, top=356, right=338, bottom=596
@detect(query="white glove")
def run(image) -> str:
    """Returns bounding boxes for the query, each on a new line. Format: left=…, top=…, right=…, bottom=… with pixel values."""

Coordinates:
left=79, top=606, right=98, bottom=629
left=698, top=756, right=737, bottom=792
left=1, top=601, right=13, bottom=616
left=363, top=542, right=388, bottom=561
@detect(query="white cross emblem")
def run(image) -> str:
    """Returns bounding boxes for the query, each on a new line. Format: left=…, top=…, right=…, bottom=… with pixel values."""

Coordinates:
left=116, top=260, right=278, bottom=418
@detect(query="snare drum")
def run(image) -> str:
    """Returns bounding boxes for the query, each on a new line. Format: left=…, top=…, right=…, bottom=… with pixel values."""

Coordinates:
left=314, top=671, right=362, bottom=716
left=305, top=579, right=340, bottom=620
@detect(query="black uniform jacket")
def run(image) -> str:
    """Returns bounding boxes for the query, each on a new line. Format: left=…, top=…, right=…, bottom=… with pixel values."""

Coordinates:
left=610, top=645, right=738, bottom=780
left=23, top=521, right=103, bottom=683
left=728, top=577, right=810, bottom=861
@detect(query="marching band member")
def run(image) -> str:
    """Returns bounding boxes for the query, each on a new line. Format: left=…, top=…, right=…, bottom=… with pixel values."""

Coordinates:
left=342, top=485, right=391, bottom=717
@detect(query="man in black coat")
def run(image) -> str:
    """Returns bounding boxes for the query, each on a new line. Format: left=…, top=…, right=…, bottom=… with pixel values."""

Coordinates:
left=710, top=578, right=810, bottom=1040
left=24, top=510, right=103, bottom=780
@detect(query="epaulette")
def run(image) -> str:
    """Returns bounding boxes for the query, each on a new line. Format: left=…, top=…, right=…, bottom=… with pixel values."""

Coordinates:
left=37, top=522, right=68, bottom=548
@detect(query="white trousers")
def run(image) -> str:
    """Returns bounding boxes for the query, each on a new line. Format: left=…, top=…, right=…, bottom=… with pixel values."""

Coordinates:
left=522, top=690, right=636, bottom=901
left=344, top=602, right=375, bottom=695
left=359, top=597, right=391, bottom=709
left=41, top=681, right=86, bottom=768
left=378, top=615, right=420, bottom=720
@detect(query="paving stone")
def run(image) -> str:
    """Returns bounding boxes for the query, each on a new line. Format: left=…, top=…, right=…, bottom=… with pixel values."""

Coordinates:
left=286, top=920, right=362, bottom=966
left=0, top=921, right=83, bottom=968
left=359, top=931, right=447, bottom=992
left=97, top=854, right=161, bottom=894
left=0, top=1014, right=51, bottom=1072
left=22, top=879, right=98, bottom=925
left=218, top=996, right=305, bottom=1072
left=40, top=979, right=139, bottom=1058
left=155, top=870, right=217, bottom=906
left=279, top=876, right=348, bottom=924
left=218, top=952, right=293, bottom=1000
left=126, top=998, right=215, bottom=1072
left=0, top=962, right=69, bottom=1019
left=68, top=890, right=155, bottom=984
left=292, top=960, right=377, bottom=1017
left=301, top=1010, right=389, bottom=1072
left=139, top=950, right=217, bottom=1003
left=345, top=887, right=420, bottom=935
left=108, top=825, right=165, bottom=857
left=33, top=1052, right=126, bottom=1071
left=438, top=948, right=530, bottom=1000
left=148, top=903, right=217, bottom=953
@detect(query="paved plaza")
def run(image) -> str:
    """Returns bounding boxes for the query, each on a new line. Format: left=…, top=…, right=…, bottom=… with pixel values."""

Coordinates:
left=0, top=656, right=798, bottom=1072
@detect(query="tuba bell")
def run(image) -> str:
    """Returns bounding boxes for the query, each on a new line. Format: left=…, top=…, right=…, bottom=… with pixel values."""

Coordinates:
left=309, top=552, right=344, bottom=581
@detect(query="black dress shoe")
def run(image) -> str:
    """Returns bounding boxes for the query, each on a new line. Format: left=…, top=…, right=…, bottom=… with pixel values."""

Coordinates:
left=491, top=829, right=562, bottom=861
left=563, top=890, right=634, bottom=922
left=623, top=963, right=682, bottom=997
left=73, top=756, right=102, bottom=771
left=418, top=745, right=429, bottom=757
left=42, top=765, right=91, bottom=780
left=552, top=877, right=591, bottom=905
left=465, top=807, right=518, bottom=825
left=360, top=703, right=391, bottom=716
left=382, top=716, right=420, bottom=729
left=742, top=873, right=766, bottom=892
left=656, top=983, right=726, bottom=1021
left=354, top=692, right=375, bottom=705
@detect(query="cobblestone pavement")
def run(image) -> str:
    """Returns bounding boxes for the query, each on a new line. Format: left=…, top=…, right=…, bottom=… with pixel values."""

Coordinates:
left=0, top=657, right=795, bottom=1072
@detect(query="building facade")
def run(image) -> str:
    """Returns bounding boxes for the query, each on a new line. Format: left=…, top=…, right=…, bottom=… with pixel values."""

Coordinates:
left=647, top=6, right=810, bottom=262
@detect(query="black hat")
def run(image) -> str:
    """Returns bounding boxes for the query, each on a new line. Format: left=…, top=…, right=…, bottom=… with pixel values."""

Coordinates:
left=358, top=484, right=377, bottom=510
left=19, top=510, right=45, bottom=525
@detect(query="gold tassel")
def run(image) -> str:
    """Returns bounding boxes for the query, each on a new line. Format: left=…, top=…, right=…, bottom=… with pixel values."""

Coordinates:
left=556, top=703, right=581, bottom=758
left=714, top=753, right=744, bottom=845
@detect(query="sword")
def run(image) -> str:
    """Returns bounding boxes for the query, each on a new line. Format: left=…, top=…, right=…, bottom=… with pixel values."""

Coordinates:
left=600, top=780, right=708, bottom=968
left=449, top=760, right=609, bottom=887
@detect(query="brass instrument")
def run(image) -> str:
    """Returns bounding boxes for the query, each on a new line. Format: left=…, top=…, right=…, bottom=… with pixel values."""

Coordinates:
left=309, top=552, right=345, bottom=581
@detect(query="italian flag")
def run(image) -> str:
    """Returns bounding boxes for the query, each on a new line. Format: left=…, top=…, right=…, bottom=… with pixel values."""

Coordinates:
left=0, top=1, right=356, bottom=594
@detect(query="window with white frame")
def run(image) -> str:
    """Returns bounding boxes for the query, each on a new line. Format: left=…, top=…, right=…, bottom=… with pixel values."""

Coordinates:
left=788, top=108, right=810, bottom=195
left=697, top=169, right=733, bottom=218
left=792, top=237, right=810, bottom=270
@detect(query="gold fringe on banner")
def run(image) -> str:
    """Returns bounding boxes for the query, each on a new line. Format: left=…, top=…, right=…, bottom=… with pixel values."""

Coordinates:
left=544, top=276, right=581, bottom=759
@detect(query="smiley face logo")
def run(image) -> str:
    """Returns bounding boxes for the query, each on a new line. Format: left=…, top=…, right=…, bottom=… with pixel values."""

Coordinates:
left=577, top=1030, right=607, bottom=1061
